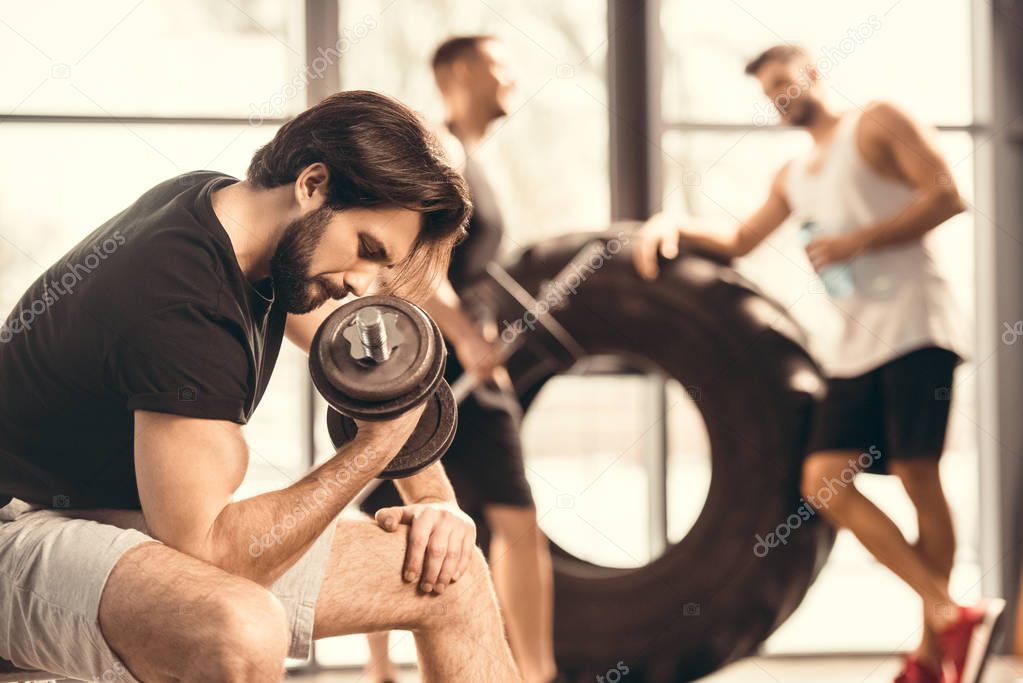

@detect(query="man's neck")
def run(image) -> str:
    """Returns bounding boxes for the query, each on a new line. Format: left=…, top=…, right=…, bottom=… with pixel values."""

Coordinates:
left=805, top=107, right=844, bottom=145
left=210, top=182, right=292, bottom=282
left=446, top=110, right=493, bottom=154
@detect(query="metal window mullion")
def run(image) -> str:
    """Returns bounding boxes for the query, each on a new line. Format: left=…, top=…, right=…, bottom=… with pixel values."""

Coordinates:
left=302, top=0, right=341, bottom=672
left=642, top=375, right=669, bottom=559
left=608, top=0, right=652, bottom=221
left=974, top=0, right=1023, bottom=653
left=645, top=0, right=664, bottom=213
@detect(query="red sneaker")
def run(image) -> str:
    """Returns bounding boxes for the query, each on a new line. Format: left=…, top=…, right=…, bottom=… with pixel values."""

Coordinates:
left=894, top=655, right=944, bottom=683
left=938, top=599, right=1006, bottom=683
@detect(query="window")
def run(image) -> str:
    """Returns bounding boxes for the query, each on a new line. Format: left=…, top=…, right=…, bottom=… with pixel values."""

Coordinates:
left=0, top=122, right=279, bottom=312
left=337, top=0, right=611, bottom=245
left=1, top=1, right=304, bottom=118
left=661, top=0, right=972, bottom=125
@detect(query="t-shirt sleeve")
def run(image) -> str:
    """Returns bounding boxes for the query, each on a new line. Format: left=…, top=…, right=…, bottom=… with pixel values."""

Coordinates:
left=109, top=303, right=253, bottom=422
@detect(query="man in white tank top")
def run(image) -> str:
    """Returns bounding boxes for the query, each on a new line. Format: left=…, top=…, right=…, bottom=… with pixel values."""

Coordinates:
left=633, top=45, right=1002, bottom=683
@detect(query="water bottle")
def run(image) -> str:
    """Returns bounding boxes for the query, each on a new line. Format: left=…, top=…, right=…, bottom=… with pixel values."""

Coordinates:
left=800, top=220, right=855, bottom=299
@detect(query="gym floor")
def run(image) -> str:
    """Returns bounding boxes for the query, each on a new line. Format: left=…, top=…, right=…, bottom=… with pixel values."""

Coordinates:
left=285, top=656, right=1023, bottom=682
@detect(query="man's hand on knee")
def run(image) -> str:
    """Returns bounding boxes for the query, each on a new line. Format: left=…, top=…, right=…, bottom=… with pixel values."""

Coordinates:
left=374, top=501, right=476, bottom=595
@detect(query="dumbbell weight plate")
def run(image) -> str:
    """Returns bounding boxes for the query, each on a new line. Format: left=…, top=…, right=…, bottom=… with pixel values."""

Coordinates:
left=326, top=379, right=458, bottom=479
left=311, top=296, right=446, bottom=417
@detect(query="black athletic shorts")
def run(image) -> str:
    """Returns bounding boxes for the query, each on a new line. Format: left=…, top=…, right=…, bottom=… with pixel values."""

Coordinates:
left=806, top=345, right=961, bottom=474
left=359, top=343, right=535, bottom=521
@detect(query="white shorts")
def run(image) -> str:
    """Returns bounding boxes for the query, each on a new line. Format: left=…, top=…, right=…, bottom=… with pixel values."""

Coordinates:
left=0, top=498, right=337, bottom=682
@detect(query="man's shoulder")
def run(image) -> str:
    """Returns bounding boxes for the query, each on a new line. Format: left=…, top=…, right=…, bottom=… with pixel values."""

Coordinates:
left=127, top=170, right=236, bottom=252
left=70, top=172, right=240, bottom=324
left=429, top=124, right=467, bottom=171
left=855, top=101, right=916, bottom=139
left=852, top=102, right=924, bottom=173
left=131, top=170, right=235, bottom=212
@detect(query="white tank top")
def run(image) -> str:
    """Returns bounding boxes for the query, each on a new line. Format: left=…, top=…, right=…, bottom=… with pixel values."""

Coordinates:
left=785, top=111, right=968, bottom=377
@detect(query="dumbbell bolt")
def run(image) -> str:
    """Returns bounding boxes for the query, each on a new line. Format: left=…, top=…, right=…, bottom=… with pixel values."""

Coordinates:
left=356, top=308, right=391, bottom=362
left=310, top=295, right=457, bottom=479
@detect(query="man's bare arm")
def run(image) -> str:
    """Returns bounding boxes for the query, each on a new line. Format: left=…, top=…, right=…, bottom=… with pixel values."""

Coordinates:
left=732, top=165, right=794, bottom=256
left=857, top=102, right=966, bottom=250
left=422, top=277, right=503, bottom=382
left=805, top=103, right=967, bottom=270
left=421, top=278, right=478, bottom=347
left=134, top=408, right=418, bottom=587
left=633, top=164, right=792, bottom=279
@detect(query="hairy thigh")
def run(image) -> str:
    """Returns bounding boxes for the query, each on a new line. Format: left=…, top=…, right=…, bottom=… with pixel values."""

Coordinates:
left=313, top=517, right=488, bottom=638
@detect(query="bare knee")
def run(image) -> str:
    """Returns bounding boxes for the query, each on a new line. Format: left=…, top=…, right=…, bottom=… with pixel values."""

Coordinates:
left=419, top=548, right=493, bottom=630
left=802, top=453, right=859, bottom=521
left=194, top=586, right=289, bottom=683
left=447, top=546, right=490, bottom=603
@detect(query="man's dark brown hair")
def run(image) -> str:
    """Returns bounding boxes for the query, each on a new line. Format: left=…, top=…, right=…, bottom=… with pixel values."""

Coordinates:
left=247, top=90, right=471, bottom=299
left=431, top=35, right=495, bottom=74
left=744, top=44, right=809, bottom=76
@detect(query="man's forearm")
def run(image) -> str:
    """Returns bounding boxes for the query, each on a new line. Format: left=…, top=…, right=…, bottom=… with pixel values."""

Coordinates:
left=422, top=283, right=477, bottom=344
left=208, top=435, right=394, bottom=586
left=394, top=460, right=458, bottom=505
left=859, top=188, right=966, bottom=252
left=678, top=226, right=743, bottom=258
left=644, top=211, right=742, bottom=259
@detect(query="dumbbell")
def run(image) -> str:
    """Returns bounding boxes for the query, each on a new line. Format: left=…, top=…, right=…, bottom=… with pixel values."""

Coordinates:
left=309, top=295, right=457, bottom=479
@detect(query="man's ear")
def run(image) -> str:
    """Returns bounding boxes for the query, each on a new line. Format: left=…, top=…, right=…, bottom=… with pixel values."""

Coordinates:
left=295, top=163, right=330, bottom=207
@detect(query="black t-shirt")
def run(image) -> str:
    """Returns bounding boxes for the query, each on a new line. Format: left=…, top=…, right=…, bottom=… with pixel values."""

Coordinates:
left=0, top=171, right=287, bottom=510
left=447, top=156, right=505, bottom=294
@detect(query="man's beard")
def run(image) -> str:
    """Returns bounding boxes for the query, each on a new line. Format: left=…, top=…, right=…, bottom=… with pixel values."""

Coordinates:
left=788, top=98, right=821, bottom=127
left=492, top=98, right=509, bottom=119
left=270, top=206, right=349, bottom=314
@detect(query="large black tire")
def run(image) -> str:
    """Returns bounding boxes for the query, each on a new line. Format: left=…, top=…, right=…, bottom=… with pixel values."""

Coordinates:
left=473, top=227, right=836, bottom=682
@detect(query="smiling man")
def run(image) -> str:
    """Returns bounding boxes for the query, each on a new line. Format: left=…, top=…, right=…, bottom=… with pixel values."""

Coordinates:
left=0, top=91, right=520, bottom=682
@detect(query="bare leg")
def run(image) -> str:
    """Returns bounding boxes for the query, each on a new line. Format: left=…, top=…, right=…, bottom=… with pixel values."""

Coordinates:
left=802, top=452, right=957, bottom=633
left=313, top=518, right=520, bottom=682
left=99, top=542, right=291, bottom=683
left=890, top=460, right=956, bottom=670
left=365, top=630, right=400, bottom=683
left=485, top=505, right=557, bottom=683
